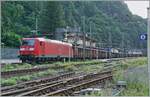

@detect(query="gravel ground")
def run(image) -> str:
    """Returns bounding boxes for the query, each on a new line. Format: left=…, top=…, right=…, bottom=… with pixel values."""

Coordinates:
left=1, top=59, right=22, bottom=64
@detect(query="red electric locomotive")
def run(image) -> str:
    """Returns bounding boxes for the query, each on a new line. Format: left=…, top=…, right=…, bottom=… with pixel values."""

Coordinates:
left=19, top=38, right=73, bottom=62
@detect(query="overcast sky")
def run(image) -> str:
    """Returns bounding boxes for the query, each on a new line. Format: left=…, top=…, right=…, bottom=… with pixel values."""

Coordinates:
left=125, top=1, right=149, bottom=18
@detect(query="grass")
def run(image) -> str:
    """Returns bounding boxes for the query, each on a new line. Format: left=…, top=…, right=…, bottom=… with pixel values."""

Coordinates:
left=1, top=78, right=17, bottom=86
left=76, top=63, right=103, bottom=73
left=54, top=60, right=103, bottom=67
left=1, top=64, right=15, bottom=71
left=2, top=57, right=148, bottom=96
left=117, top=57, right=147, bottom=69
left=1, top=68, right=57, bottom=86
left=1, top=60, right=103, bottom=87
left=85, top=91, right=102, bottom=96
left=2, top=57, right=146, bottom=72
left=1, top=63, right=32, bottom=72
left=1, top=60, right=102, bottom=72
left=19, top=75, right=31, bottom=81
left=113, top=68, right=124, bottom=82
left=64, top=65, right=78, bottom=72
left=113, top=57, right=148, bottom=96
left=62, top=60, right=104, bottom=73
left=36, top=69, right=57, bottom=77
left=120, top=82, right=149, bottom=96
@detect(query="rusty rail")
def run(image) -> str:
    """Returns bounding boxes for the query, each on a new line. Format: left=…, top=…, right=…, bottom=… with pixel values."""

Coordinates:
left=1, top=66, right=50, bottom=78
left=20, top=70, right=112, bottom=96
left=1, top=72, right=75, bottom=94
left=47, top=75, right=112, bottom=96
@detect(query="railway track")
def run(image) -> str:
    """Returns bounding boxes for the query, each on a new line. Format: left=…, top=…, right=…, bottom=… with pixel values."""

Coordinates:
left=1, top=66, right=50, bottom=78
left=25, top=70, right=112, bottom=96
left=1, top=70, right=112, bottom=96
left=1, top=57, right=122, bottom=78
left=1, top=72, right=77, bottom=95
left=1, top=64, right=68, bottom=78
left=1, top=62, right=87, bottom=78
left=1, top=64, right=100, bottom=78
left=1, top=73, right=86, bottom=96
left=47, top=74, right=112, bottom=96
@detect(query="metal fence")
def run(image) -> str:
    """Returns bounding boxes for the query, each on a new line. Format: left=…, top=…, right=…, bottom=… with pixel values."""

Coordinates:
left=1, top=48, right=19, bottom=59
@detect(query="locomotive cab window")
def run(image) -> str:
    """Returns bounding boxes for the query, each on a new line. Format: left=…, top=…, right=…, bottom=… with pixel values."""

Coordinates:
left=22, top=39, right=35, bottom=46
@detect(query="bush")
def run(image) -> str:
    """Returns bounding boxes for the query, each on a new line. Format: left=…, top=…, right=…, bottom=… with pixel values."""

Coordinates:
left=2, top=32, right=21, bottom=47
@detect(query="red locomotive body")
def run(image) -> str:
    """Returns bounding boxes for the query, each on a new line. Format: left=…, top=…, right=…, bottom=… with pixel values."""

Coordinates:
left=20, top=38, right=73, bottom=62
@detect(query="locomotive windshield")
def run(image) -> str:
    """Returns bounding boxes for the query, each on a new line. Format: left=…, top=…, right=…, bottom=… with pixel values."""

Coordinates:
left=22, top=39, right=35, bottom=46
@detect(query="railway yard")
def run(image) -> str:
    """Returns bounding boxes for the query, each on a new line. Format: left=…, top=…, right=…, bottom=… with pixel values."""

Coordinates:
left=0, top=57, right=148, bottom=96
left=1, top=0, right=150, bottom=96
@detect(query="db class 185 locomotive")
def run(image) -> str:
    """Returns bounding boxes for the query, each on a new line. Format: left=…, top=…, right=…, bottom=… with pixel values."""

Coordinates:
left=19, top=37, right=142, bottom=62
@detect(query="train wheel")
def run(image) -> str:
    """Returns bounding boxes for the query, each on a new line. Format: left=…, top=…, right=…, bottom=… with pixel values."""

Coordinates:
left=21, top=58, right=27, bottom=63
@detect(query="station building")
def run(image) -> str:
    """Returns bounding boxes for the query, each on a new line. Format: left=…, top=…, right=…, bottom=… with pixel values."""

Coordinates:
left=55, top=27, right=96, bottom=48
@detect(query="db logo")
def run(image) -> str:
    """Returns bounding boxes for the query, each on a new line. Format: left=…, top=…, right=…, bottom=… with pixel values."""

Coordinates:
left=140, top=34, right=147, bottom=40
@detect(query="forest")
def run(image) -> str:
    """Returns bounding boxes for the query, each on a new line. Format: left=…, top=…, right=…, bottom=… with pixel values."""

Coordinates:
left=1, top=1, right=147, bottom=49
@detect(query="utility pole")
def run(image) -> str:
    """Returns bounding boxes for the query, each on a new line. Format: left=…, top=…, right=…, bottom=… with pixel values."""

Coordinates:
left=31, top=13, right=38, bottom=37
left=109, top=31, right=112, bottom=59
left=82, top=16, right=86, bottom=60
left=32, top=1, right=38, bottom=36
left=69, top=46, right=70, bottom=62
left=122, top=32, right=124, bottom=58
left=147, top=4, right=150, bottom=95
left=89, top=21, right=92, bottom=60
left=35, top=16, right=38, bottom=35
left=66, top=26, right=71, bottom=62
left=108, top=2, right=112, bottom=59
left=35, top=1, right=38, bottom=35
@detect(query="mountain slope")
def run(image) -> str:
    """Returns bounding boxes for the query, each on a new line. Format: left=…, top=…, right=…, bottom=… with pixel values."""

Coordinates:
left=1, top=1, right=147, bottom=49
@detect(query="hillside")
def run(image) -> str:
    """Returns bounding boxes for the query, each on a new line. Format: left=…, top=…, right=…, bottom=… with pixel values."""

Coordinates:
left=1, top=1, right=147, bottom=48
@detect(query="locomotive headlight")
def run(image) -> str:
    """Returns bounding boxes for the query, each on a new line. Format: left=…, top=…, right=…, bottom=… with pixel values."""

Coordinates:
left=20, top=48, right=25, bottom=51
left=29, top=48, right=34, bottom=51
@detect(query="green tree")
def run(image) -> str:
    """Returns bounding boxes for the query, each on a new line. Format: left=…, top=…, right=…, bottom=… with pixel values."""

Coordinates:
left=39, top=2, right=65, bottom=35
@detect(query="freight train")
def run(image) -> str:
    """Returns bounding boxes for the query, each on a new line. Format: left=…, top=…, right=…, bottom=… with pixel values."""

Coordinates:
left=19, top=37, right=142, bottom=62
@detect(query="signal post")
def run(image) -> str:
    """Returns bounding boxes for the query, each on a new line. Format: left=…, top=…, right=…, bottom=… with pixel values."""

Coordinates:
left=147, top=5, right=150, bottom=95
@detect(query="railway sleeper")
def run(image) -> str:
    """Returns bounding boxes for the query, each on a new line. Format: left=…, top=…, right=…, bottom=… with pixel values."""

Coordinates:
left=47, top=75, right=113, bottom=96
left=20, top=71, right=112, bottom=96
left=1, top=72, right=75, bottom=92
left=1, top=81, right=62, bottom=96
